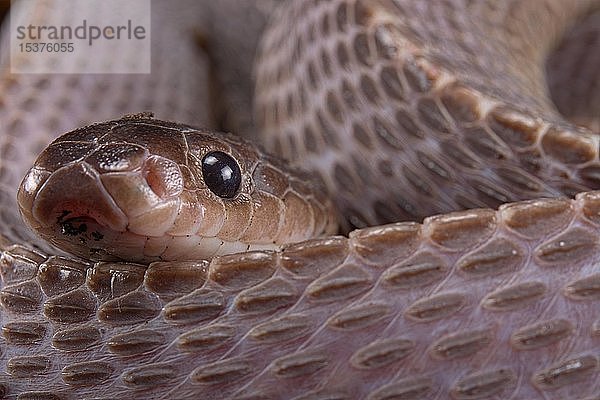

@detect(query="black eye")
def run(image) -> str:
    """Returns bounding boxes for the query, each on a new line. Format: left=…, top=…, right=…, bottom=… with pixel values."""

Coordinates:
left=201, top=151, right=242, bottom=198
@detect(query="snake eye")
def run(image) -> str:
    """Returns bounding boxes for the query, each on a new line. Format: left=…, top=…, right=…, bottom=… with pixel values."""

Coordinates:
left=201, top=151, right=242, bottom=198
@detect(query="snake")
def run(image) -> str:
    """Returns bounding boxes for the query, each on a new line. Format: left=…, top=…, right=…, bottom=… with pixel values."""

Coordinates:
left=0, top=0, right=599, bottom=399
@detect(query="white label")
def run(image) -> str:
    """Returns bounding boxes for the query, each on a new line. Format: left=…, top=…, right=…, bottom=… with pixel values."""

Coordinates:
left=10, top=0, right=151, bottom=73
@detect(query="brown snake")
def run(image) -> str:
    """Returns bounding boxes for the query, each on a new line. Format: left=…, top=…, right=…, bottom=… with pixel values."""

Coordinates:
left=0, top=0, right=599, bottom=399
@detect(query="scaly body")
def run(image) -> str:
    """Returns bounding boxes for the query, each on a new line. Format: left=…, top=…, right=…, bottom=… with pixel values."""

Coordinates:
left=0, top=1, right=599, bottom=399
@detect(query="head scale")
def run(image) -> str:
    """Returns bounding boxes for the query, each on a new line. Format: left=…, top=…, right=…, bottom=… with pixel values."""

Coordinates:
left=18, top=116, right=338, bottom=262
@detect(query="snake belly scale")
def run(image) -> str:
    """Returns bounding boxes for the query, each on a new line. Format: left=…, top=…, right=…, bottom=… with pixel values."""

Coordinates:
left=0, top=0, right=599, bottom=399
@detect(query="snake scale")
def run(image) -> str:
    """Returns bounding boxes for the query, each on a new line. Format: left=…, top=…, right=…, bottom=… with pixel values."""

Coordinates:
left=0, top=0, right=599, bottom=399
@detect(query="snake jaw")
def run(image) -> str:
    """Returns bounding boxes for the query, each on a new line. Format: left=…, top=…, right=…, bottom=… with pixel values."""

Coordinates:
left=17, top=161, right=131, bottom=260
left=17, top=150, right=192, bottom=261
left=23, top=162, right=128, bottom=233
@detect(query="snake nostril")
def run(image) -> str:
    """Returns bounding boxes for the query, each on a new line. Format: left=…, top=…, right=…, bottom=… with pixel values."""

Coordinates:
left=142, top=155, right=184, bottom=199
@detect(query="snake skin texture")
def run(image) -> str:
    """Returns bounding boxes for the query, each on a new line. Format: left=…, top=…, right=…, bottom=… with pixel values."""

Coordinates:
left=2, top=194, right=600, bottom=399
left=255, top=0, right=600, bottom=228
left=1, top=0, right=599, bottom=399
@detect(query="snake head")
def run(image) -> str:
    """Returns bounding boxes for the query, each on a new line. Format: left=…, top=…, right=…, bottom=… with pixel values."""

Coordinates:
left=17, top=116, right=338, bottom=262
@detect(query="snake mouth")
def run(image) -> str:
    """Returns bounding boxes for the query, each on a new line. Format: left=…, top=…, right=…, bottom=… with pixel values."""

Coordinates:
left=56, top=212, right=106, bottom=241
left=18, top=152, right=193, bottom=261
left=29, top=163, right=129, bottom=232
left=45, top=209, right=148, bottom=261
left=50, top=212, right=119, bottom=260
left=17, top=162, right=130, bottom=260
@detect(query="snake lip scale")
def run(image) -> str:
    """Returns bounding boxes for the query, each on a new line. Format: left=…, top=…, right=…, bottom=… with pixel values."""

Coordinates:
left=1, top=0, right=600, bottom=399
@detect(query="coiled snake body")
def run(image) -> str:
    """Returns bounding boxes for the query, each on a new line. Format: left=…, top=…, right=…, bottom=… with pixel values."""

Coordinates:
left=0, top=1, right=599, bottom=399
